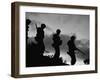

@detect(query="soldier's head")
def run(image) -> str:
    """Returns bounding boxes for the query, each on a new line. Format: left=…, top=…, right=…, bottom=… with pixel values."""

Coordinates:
left=71, top=35, right=76, bottom=41
left=56, top=29, right=61, bottom=35
left=26, top=19, right=31, bottom=26
left=41, top=24, right=46, bottom=29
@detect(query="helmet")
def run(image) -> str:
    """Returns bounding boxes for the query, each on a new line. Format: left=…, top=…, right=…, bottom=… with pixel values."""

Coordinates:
left=71, top=35, right=76, bottom=40
left=56, top=29, right=61, bottom=34
left=41, top=24, right=46, bottom=29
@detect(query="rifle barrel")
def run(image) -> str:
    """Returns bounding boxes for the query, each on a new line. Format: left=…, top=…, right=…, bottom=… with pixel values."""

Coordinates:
left=77, top=49, right=85, bottom=55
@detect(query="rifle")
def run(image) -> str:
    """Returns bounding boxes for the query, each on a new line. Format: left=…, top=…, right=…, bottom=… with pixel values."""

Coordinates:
left=77, top=48, right=86, bottom=55
left=67, top=48, right=86, bottom=56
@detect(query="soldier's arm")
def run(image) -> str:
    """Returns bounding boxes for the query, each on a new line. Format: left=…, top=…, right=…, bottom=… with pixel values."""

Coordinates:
left=35, top=23, right=38, bottom=29
left=74, top=45, right=78, bottom=50
left=74, top=43, right=78, bottom=50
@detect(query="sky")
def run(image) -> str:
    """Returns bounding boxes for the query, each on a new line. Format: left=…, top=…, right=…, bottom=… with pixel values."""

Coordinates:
left=26, top=12, right=89, bottom=40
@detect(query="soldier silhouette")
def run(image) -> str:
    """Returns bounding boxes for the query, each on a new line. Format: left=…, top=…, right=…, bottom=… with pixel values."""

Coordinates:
left=35, top=23, right=46, bottom=55
left=67, top=35, right=77, bottom=65
left=52, top=29, right=62, bottom=59
left=26, top=19, right=31, bottom=40
left=26, top=19, right=32, bottom=67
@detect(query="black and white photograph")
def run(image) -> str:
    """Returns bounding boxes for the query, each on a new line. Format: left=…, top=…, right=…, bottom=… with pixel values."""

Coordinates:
left=11, top=2, right=97, bottom=78
left=26, top=13, right=90, bottom=67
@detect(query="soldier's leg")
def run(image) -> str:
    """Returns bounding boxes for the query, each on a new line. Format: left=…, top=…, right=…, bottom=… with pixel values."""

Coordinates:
left=56, top=47, right=60, bottom=58
left=71, top=53, right=76, bottom=65
left=54, top=47, right=60, bottom=58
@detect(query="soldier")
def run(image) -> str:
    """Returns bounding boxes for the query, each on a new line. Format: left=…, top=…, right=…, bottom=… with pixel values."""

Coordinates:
left=26, top=19, right=32, bottom=66
left=52, top=29, right=62, bottom=59
left=35, top=23, right=46, bottom=55
left=67, top=35, right=77, bottom=65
